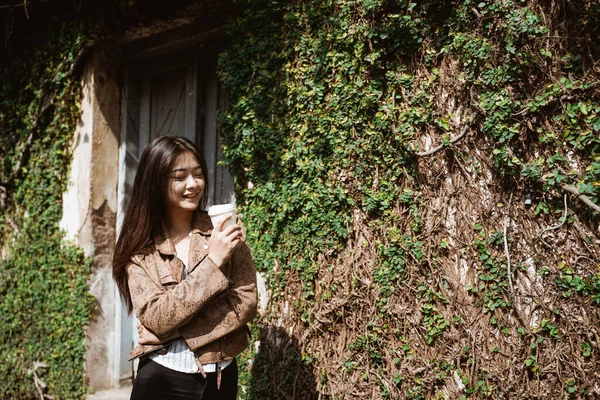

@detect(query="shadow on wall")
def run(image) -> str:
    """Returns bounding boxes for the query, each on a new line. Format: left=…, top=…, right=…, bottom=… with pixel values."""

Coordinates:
left=249, top=325, right=318, bottom=400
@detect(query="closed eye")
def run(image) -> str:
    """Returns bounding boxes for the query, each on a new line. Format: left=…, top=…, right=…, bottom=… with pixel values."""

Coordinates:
left=172, top=166, right=202, bottom=175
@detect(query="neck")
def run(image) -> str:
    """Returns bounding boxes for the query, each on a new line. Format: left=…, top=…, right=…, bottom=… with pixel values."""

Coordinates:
left=164, top=210, right=194, bottom=243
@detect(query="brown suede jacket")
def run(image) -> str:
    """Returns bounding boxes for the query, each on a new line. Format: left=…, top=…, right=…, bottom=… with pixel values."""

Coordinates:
left=127, top=211, right=258, bottom=369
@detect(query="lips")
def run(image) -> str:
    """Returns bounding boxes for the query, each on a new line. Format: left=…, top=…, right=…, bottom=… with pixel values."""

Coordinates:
left=183, top=193, right=199, bottom=199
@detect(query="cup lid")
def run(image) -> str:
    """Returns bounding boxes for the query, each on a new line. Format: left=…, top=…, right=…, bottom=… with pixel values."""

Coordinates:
left=207, top=203, right=236, bottom=215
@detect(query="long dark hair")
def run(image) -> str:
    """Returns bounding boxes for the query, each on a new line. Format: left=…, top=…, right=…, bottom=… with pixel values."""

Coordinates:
left=113, top=136, right=209, bottom=313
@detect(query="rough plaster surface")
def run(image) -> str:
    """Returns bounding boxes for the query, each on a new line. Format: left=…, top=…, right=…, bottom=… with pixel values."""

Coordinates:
left=91, top=64, right=119, bottom=213
left=62, top=46, right=122, bottom=391
left=60, top=71, right=93, bottom=254
left=86, top=202, right=118, bottom=391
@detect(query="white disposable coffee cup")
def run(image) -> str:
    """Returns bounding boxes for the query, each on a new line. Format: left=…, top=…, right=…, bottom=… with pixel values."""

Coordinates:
left=207, top=203, right=237, bottom=230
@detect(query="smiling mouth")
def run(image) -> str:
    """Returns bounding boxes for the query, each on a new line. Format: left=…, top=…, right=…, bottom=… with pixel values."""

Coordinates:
left=183, top=193, right=199, bottom=199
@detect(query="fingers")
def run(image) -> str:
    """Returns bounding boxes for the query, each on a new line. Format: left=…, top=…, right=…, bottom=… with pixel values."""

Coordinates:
left=137, top=325, right=162, bottom=345
left=137, top=326, right=150, bottom=344
left=138, top=337, right=151, bottom=345
left=215, top=217, right=242, bottom=244
left=216, top=214, right=232, bottom=231
left=221, top=224, right=242, bottom=241
left=216, top=214, right=243, bottom=235
left=209, top=215, right=243, bottom=266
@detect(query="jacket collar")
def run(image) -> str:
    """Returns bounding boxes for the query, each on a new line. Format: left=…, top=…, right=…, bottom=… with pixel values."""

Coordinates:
left=154, top=211, right=213, bottom=256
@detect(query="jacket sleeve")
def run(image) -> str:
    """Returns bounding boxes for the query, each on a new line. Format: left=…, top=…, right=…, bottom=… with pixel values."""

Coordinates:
left=127, top=255, right=230, bottom=337
left=180, top=241, right=258, bottom=350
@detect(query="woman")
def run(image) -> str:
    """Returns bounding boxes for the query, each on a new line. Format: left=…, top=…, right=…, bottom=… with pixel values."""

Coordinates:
left=113, top=136, right=258, bottom=400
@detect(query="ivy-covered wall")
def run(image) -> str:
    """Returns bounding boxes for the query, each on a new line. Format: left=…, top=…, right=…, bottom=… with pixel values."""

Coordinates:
left=219, top=0, right=600, bottom=398
left=0, top=17, right=95, bottom=399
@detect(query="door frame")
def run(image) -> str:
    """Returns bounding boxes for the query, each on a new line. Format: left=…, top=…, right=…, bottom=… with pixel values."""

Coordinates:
left=115, top=31, right=232, bottom=384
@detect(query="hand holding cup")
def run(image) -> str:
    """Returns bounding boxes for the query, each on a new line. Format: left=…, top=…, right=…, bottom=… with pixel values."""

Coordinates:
left=208, top=212, right=242, bottom=267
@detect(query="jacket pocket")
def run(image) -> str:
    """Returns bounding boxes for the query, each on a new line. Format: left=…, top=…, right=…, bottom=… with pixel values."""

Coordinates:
left=162, top=282, right=178, bottom=291
left=128, top=340, right=176, bottom=361
left=160, top=275, right=178, bottom=291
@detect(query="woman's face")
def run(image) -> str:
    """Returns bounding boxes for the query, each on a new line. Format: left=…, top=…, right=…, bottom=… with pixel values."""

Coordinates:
left=166, top=152, right=205, bottom=214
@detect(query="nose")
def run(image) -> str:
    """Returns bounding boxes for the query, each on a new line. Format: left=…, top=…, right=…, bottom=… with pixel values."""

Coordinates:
left=186, top=174, right=199, bottom=189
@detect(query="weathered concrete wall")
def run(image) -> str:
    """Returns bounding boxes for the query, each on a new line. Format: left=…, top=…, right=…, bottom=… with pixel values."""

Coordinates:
left=60, top=45, right=121, bottom=392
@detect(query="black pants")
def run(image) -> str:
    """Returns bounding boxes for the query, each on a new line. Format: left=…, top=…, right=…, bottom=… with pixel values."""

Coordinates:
left=130, top=358, right=238, bottom=400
